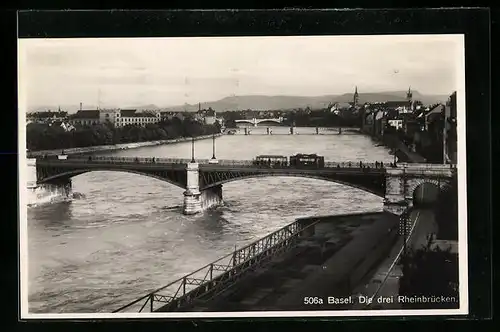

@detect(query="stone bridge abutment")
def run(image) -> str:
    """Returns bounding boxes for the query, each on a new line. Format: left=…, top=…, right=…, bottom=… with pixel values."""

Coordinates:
left=383, top=163, right=455, bottom=235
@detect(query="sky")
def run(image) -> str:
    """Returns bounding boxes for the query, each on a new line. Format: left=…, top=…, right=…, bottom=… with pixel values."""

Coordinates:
left=18, top=35, right=464, bottom=110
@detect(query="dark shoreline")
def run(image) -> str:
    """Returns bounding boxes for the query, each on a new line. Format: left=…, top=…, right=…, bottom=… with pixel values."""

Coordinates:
left=26, top=133, right=223, bottom=158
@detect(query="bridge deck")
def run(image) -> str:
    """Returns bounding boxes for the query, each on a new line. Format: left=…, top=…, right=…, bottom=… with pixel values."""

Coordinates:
left=35, top=157, right=387, bottom=173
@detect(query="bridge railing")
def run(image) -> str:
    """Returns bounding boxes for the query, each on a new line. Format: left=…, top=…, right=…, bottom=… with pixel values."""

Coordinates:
left=398, top=162, right=457, bottom=169
left=112, top=217, right=321, bottom=313
left=214, top=159, right=255, bottom=166
left=37, top=155, right=390, bottom=170
left=39, top=155, right=195, bottom=165
left=203, top=160, right=387, bottom=169
left=324, top=161, right=384, bottom=169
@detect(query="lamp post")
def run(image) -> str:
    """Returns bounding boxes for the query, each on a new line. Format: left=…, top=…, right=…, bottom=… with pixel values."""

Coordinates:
left=191, top=137, right=195, bottom=163
left=211, top=133, right=216, bottom=160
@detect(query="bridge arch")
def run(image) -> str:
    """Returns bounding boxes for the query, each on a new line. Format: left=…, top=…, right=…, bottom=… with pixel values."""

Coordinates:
left=38, top=168, right=186, bottom=189
left=407, top=178, right=450, bottom=198
left=201, top=173, right=384, bottom=197
left=256, top=119, right=281, bottom=123
left=256, top=120, right=282, bottom=126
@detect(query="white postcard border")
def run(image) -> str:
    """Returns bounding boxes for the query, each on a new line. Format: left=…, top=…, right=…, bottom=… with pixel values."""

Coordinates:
left=18, top=34, right=468, bottom=319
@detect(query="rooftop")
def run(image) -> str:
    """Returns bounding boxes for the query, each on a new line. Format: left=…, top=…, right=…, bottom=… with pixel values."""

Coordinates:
left=72, top=110, right=100, bottom=119
left=136, top=112, right=157, bottom=118
left=381, top=101, right=411, bottom=108
left=120, top=109, right=137, bottom=117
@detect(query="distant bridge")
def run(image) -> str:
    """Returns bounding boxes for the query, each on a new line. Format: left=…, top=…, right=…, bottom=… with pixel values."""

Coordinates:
left=31, top=156, right=456, bottom=218
left=234, top=117, right=284, bottom=126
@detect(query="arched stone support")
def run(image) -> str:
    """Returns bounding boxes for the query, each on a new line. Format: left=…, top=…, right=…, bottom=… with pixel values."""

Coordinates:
left=27, top=158, right=38, bottom=189
left=183, top=163, right=223, bottom=214
left=28, top=157, right=73, bottom=203
left=183, top=162, right=202, bottom=215
left=383, top=163, right=455, bottom=234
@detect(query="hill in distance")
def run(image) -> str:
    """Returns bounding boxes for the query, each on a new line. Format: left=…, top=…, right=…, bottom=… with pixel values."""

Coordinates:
left=28, top=91, right=450, bottom=113
left=162, top=91, right=449, bottom=112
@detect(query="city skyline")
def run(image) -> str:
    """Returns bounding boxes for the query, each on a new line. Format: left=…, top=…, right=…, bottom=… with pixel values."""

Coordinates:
left=19, top=35, right=463, bottom=111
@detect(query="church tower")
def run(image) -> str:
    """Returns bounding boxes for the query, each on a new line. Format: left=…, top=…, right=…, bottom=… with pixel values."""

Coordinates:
left=353, top=86, right=359, bottom=106
left=406, top=86, right=413, bottom=111
left=406, top=86, right=413, bottom=102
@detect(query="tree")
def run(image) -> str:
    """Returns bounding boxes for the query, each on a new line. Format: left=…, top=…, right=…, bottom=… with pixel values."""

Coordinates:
left=26, top=117, right=221, bottom=151
left=399, top=244, right=459, bottom=309
left=225, top=119, right=237, bottom=128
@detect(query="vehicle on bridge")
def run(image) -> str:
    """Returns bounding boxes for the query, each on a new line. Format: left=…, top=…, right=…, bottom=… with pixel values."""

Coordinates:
left=253, top=155, right=288, bottom=167
left=289, top=154, right=325, bottom=168
left=251, top=154, right=326, bottom=168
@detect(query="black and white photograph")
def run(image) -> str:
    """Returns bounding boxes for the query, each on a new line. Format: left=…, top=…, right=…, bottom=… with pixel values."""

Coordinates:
left=18, top=31, right=467, bottom=318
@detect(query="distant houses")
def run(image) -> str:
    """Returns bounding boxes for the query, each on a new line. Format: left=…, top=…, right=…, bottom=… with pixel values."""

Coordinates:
left=26, top=110, right=68, bottom=124
left=359, top=90, right=457, bottom=164
left=27, top=106, right=222, bottom=129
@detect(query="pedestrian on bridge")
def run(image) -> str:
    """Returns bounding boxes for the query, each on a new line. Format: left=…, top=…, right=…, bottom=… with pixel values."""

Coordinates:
left=359, top=161, right=363, bottom=168
left=375, top=161, right=379, bottom=168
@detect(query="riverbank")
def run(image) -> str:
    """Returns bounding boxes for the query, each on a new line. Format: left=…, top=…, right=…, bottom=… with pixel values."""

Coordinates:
left=167, top=211, right=399, bottom=312
left=26, top=133, right=223, bottom=158
left=361, top=129, right=426, bottom=163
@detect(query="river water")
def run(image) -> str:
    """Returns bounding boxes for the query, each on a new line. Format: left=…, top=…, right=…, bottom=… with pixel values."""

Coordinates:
left=27, top=127, right=394, bottom=313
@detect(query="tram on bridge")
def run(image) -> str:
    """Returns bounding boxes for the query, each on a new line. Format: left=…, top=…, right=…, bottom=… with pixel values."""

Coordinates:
left=290, top=154, right=325, bottom=168
left=252, top=154, right=325, bottom=168
left=253, top=155, right=288, bottom=167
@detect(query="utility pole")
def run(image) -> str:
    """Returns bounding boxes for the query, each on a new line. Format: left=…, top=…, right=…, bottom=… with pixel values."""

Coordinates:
left=211, top=133, right=216, bottom=159
left=442, top=109, right=448, bottom=164
left=97, top=88, right=101, bottom=110
left=191, top=137, right=195, bottom=163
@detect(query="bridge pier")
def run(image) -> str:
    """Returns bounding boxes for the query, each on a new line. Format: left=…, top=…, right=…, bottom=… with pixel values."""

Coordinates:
left=183, top=162, right=202, bottom=215
left=27, top=158, right=38, bottom=189
left=183, top=163, right=223, bottom=215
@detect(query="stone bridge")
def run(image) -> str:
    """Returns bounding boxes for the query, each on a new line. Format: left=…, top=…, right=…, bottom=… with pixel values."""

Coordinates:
left=30, top=156, right=456, bottom=225
left=234, top=117, right=284, bottom=126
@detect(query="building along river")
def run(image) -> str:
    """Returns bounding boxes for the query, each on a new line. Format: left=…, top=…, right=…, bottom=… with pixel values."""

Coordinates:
left=27, top=127, right=394, bottom=313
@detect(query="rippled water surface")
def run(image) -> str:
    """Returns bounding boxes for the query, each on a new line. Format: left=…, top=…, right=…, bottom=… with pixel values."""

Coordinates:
left=27, top=129, right=394, bottom=313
